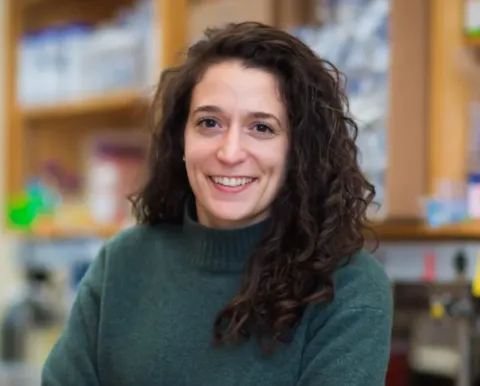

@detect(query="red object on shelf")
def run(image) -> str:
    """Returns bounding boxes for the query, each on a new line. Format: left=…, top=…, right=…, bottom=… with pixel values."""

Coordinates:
left=421, top=251, right=437, bottom=281
left=386, top=348, right=409, bottom=386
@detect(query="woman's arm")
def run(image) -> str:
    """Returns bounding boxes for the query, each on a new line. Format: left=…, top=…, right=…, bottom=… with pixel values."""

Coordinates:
left=297, top=306, right=392, bottom=386
left=41, top=247, right=106, bottom=386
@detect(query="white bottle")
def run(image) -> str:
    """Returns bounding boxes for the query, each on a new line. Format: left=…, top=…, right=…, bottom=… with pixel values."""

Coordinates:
left=88, top=24, right=140, bottom=93
left=41, top=28, right=60, bottom=104
left=137, top=0, right=161, bottom=88
left=88, top=162, right=119, bottom=224
left=56, top=25, right=68, bottom=101
left=31, top=31, right=45, bottom=106
left=465, top=0, right=480, bottom=35
left=82, top=25, right=113, bottom=95
left=61, top=23, right=91, bottom=100
left=17, top=33, right=35, bottom=107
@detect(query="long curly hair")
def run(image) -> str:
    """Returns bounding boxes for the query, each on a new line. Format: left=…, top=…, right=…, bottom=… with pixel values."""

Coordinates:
left=130, top=22, right=376, bottom=351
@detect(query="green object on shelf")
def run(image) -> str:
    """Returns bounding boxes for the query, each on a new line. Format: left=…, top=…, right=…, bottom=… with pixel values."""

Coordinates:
left=6, top=193, right=38, bottom=230
left=467, top=29, right=480, bottom=37
left=6, top=180, right=60, bottom=230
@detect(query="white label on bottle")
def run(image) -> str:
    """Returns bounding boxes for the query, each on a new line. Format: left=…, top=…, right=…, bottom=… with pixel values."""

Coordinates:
left=467, top=184, right=480, bottom=218
left=466, top=0, right=480, bottom=31
left=90, top=193, right=118, bottom=224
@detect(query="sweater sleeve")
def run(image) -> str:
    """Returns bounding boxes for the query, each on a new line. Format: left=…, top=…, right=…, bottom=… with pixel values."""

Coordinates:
left=41, top=247, right=106, bottom=386
left=296, top=306, right=392, bottom=386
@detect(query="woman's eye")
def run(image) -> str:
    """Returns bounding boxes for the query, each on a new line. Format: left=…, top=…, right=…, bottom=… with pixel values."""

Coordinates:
left=199, top=118, right=218, bottom=128
left=253, top=123, right=273, bottom=133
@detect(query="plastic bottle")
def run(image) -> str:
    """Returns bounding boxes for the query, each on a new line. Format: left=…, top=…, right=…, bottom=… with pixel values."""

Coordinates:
left=17, top=32, right=36, bottom=107
left=465, top=0, right=480, bottom=36
left=40, top=28, right=60, bottom=104
left=467, top=101, right=480, bottom=219
left=135, top=0, right=161, bottom=88
left=59, top=23, right=91, bottom=100
left=29, top=31, right=43, bottom=106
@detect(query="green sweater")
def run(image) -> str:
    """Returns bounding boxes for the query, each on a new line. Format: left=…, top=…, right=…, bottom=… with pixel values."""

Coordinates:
left=42, top=208, right=393, bottom=386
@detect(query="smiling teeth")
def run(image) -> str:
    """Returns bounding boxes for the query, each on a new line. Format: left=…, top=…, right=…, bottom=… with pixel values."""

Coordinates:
left=212, top=177, right=253, bottom=187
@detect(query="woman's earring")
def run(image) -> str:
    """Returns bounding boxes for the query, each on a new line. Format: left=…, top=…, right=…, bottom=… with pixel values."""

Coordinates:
left=182, top=155, right=185, bottom=162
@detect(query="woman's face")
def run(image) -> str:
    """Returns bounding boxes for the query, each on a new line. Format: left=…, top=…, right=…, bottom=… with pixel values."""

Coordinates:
left=184, top=61, right=289, bottom=229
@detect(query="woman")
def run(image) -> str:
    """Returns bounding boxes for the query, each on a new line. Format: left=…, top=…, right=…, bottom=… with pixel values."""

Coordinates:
left=42, top=22, right=392, bottom=386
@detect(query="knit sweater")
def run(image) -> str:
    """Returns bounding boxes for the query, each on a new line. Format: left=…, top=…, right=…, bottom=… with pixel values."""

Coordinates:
left=42, top=206, right=393, bottom=386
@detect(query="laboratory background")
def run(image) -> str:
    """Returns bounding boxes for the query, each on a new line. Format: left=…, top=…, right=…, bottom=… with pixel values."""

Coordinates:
left=0, top=0, right=479, bottom=385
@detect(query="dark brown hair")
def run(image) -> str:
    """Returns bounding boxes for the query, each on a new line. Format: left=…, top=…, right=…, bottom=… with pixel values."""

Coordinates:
left=131, top=22, right=376, bottom=351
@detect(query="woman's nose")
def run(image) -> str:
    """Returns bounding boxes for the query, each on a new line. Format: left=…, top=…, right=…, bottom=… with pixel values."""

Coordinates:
left=216, top=128, right=247, bottom=164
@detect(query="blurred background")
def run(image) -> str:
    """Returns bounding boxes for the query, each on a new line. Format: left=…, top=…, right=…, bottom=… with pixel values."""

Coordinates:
left=0, top=0, right=479, bottom=385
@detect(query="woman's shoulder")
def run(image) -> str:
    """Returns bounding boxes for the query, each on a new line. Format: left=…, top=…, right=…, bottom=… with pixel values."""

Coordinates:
left=332, top=249, right=392, bottom=314
left=302, top=249, right=392, bottom=339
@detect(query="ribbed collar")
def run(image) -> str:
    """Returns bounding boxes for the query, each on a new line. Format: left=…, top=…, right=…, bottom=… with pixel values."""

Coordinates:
left=182, top=198, right=270, bottom=273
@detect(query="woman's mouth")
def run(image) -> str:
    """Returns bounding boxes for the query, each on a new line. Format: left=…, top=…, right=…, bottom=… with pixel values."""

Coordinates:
left=211, top=176, right=255, bottom=187
left=209, top=176, right=257, bottom=193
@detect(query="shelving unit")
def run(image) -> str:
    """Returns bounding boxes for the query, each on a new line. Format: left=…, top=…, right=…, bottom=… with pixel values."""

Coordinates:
left=22, top=90, right=148, bottom=121
left=19, top=223, right=122, bottom=240
left=425, top=0, right=480, bottom=239
left=373, top=221, right=480, bottom=241
left=3, top=0, right=480, bottom=241
left=465, top=35, right=480, bottom=47
left=3, top=0, right=188, bottom=238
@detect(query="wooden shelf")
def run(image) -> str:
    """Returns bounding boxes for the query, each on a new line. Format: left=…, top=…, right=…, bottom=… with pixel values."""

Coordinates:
left=17, top=224, right=123, bottom=240
left=4, top=0, right=474, bottom=243
left=21, top=90, right=148, bottom=121
left=465, top=35, right=480, bottom=47
left=372, top=221, right=480, bottom=241
left=11, top=220, right=480, bottom=241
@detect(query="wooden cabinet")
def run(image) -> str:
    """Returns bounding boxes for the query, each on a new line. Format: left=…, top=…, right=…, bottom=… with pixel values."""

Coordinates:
left=3, top=0, right=187, bottom=237
left=4, top=0, right=186, bottom=195
left=429, top=0, right=468, bottom=193
left=386, top=0, right=429, bottom=220
left=425, top=0, right=480, bottom=238
left=3, top=0, right=479, bottom=240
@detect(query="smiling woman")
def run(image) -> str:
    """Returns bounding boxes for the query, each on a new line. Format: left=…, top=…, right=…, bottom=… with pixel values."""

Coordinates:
left=42, top=22, right=393, bottom=386
left=185, top=61, right=289, bottom=229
